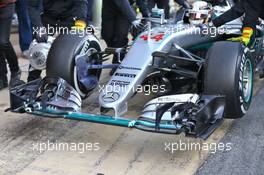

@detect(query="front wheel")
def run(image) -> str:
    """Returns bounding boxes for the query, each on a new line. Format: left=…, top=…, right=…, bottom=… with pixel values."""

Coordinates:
left=46, top=33, right=102, bottom=99
left=204, top=41, right=253, bottom=119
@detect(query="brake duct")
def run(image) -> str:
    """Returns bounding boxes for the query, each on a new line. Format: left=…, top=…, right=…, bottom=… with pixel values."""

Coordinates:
left=8, top=76, right=225, bottom=139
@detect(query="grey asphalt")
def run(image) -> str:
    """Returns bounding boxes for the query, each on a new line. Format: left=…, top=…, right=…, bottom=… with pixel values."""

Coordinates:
left=196, top=82, right=264, bottom=175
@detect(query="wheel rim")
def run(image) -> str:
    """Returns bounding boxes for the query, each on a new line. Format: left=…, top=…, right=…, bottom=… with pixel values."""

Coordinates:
left=242, top=58, right=253, bottom=103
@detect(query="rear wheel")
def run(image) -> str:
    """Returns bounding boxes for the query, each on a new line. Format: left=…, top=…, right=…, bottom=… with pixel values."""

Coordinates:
left=204, top=41, right=253, bottom=119
left=46, top=33, right=102, bottom=98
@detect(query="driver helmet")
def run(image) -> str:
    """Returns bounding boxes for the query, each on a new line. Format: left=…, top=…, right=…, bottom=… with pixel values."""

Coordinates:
left=188, top=1, right=212, bottom=25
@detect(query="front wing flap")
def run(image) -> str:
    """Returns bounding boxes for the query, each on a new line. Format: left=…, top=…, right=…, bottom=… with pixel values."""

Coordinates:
left=8, top=76, right=225, bottom=139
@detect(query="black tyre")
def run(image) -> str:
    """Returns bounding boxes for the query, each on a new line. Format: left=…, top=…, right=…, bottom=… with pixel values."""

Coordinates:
left=204, top=41, right=253, bottom=119
left=46, top=33, right=102, bottom=98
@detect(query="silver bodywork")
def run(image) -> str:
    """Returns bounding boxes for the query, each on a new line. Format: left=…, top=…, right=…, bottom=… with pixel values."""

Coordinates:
left=99, top=1, right=242, bottom=117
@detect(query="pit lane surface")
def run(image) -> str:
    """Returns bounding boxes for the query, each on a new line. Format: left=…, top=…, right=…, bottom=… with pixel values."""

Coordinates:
left=195, top=82, right=264, bottom=175
left=0, top=34, right=261, bottom=175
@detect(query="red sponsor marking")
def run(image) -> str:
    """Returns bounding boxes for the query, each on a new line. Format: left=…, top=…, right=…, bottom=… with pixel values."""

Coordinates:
left=140, top=33, right=165, bottom=42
